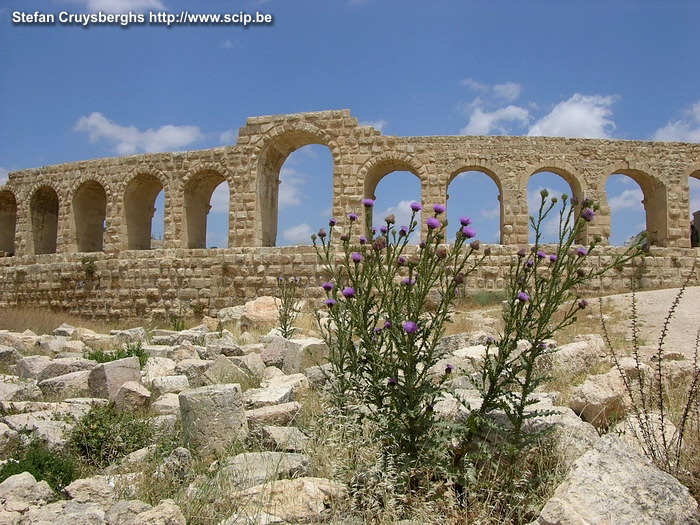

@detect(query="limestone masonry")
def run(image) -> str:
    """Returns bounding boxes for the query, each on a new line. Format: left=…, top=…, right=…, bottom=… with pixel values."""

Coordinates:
left=1, top=110, right=699, bottom=318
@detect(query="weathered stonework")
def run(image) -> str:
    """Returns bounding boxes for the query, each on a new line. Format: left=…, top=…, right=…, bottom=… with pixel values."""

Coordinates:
left=1, top=110, right=699, bottom=318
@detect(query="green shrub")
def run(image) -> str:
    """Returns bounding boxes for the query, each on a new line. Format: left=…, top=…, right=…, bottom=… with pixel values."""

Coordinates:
left=69, top=403, right=154, bottom=469
left=0, top=439, right=79, bottom=491
left=85, top=341, right=148, bottom=368
left=276, top=276, right=301, bottom=339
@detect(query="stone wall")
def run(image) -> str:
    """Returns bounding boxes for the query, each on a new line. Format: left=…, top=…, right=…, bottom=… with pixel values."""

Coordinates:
left=1, top=109, right=699, bottom=318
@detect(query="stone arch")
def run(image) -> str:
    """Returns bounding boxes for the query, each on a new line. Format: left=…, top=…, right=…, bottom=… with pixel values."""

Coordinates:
left=182, top=163, right=231, bottom=249
left=447, top=161, right=504, bottom=243
left=687, top=166, right=700, bottom=248
left=123, top=172, right=168, bottom=250
left=602, top=164, right=666, bottom=246
left=30, top=185, right=59, bottom=254
left=72, top=179, right=107, bottom=252
left=251, top=123, right=339, bottom=247
left=0, top=190, right=17, bottom=255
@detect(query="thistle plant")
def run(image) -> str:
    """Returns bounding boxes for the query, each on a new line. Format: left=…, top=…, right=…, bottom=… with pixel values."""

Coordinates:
left=469, top=191, right=642, bottom=453
left=312, top=200, right=486, bottom=481
left=275, top=276, right=301, bottom=339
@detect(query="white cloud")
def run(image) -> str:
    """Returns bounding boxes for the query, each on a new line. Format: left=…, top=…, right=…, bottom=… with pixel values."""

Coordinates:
left=527, top=94, right=617, bottom=139
left=608, top=187, right=644, bottom=212
left=0, top=167, right=8, bottom=186
left=219, top=129, right=236, bottom=144
left=460, top=105, right=530, bottom=135
left=221, top=40, right=235, bottom=49
left=209, top=183, right=230, bottom=214
left=65, top=0, right=166, bottom=13
left=492, top=82, right=522, bottom=103
left=653, top=102, right=700, bottom=142
left=480, top=207, right=500, bottom=220
left=360, top=119, right=388, bottom=132
left=74, top=112, right=203, bottom=155
left=283, top=223, right=314, bottom=244
left=460, top=78, right=488, bottom=92
left=278, top=167, right=305, bottom=208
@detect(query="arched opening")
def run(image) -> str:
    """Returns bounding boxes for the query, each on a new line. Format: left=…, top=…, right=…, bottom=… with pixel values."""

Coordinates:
left=124, top=173, right=165, bottom=250
left=364, top=160, right=421, bottom=242
left=689, top=171, right=700, bottom=248
left=447, top=169, right=501, bottom=244
left=527, top=170, right=582, bottom=244
left=30, top=186, right=59, bottom=255
left=257, top=133, right=334, bottom=247
left=0, top=191, right=17, bottom=256
left=73, top=180, right=107, bottom=253
left=605, top=170, right=665, bottom=247
left=184, top=170, right=229, bottom=249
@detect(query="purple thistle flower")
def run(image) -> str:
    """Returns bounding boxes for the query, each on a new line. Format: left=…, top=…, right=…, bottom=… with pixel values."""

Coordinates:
left=578, top=299, right=589, bottom=309
left=470, top=240, right=480, bottom=250
left=517, top=248, right=527, bottom=258
left=321, top=282, right=334, bottom=292
left=445, top=364, right=455, bottom=374
left=517, top=292, right=530, bottom=302
left=433, top=204, right=446, bottom=214
left=342, top=287, right=356, bottom=298
left=402, top=321, right=418, bottom=333
left=399, top=226, right=409, bottom=237
left=525, top=259, right=534, bottom=268
left=549, top=254, right=558, bottom=263
left=329, top=218, right=337, bottom=227
left=402, top=277, right=415, bottom=286
left=379, top=225, right=388, bottom=234
left=383, top=320, right=392, bottom=329
left=374, top=327, right=382, bottom=335
left=348, top=212, right=358, bottom=222
left=317, top=228, right=327, bottom=239
left=410, top=202, right=422, bottom=212
left=362, top=198, right=375, bottom=208
left=537, top=250, right=546, bottom=259
left=397, top=256, right=407, bottom=266
left=460, top=216, right=472, bottom=226
left=576, top=247, right=588, bottom=257
left=324, top=298, right=336, bottom=307
left=359, top=236, right=367, bottom=244
left=340, top=234, right=349, bottom=242
left=461, top=227, right=476, bottom=239
left=581, top=208, right=595, bottom=222
left=387, top=377, right=398, bottom=386
left=426, top=217, right=441, bottom=230
left=350, top=252, right=363, bottom=263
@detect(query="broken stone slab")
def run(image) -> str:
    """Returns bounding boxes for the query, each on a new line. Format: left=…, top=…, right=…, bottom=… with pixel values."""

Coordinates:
left=437, top=330, right=494, bottom=354
left=246, top=401, right=302, bottom=429
left=109, top=327, right=148, bottom=343
left=535, top=433, right=700, bottom=525
left=568, top=369, right=630, bottom=428
left=151, top=393, right=181, bottom=416
left=0, top=345, right=21, bottom=367
left=133, top=499, right=186, bottom=525
left=201, top=355, right=251, bottom=386
left=258, top=425, right=309, bottom=452
left=304, top=363, right=333, bottom=388
left=19, top=500, right=106, bottom=524
left=218, top=451, right=309, bottom=491
left=261, top=373, right=310, bottom=398
left=38, top=370, right=91, bottom=398
left=0, top=376, right=42, bottom=402
left=151, top=375, right=190, bottom=397
left=242, top=296, right=280, bottom=326
left=174, top=359, right=213, bottom=388
left=223, top=477, right=346, bottom=525
left=80, top=333, right=120, bottom=351
left=179, top=384, right=248, bottom=452
left=88, top=357, right=141, bottom=400
left=64, top=475, right=116, bottom=510
left=243, top=385, right=294, bottom=409
left=37, top=357, right=97, bottom=382
left=113, top=381, right=151, bottom=412
left=104, top=499, right=153, bottom=524
left=0, top=472, right=55, bottom=513
left=167, top=341, right=203, bottom=362
left=16, top=355, right=52, bottom=380
left=217, top=305, right=245, bottom=324
left=281, top=337, right=329, bottom=375
left=52, top=323, right=76, bottom=338
left=142, top=356, right=177, bottom=387
left=37, top=335, right=68, bottom=355
left=0, top=422, right=18, bottom=455
left=229, top=353, right=266, bottom=378
left=141, top=345, right=173, bottom=359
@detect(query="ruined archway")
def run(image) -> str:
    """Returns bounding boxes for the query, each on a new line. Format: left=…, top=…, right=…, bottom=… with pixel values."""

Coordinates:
left=527, top=168, right=584, bottom=244
left=30, top=186, right=59, bottom=255
left=124, top=173, right=165, bottom=250
left=184, top=169, right=229, bottom=249
left=689, top=170, right=700, bottom=248
left=256, top=129, right=335, bottom=247
left=447, top=168, right=502, bottom=243
left=73, top=180, right=107, bottom=253
left=605, top=169, right=666, bottom=246
left=0, top=190, right=17, bottom=255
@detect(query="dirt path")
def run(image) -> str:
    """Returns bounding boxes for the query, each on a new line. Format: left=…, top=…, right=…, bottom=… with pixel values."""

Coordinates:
left=599, top=286, right=700, bottom=358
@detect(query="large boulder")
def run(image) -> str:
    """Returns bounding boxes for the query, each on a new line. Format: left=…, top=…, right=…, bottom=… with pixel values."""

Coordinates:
left=246, top=401, right=301, bottom=428
left=16, top=356, right=52, bottom=380
left=568, top=369, right=629, bottom=428
left=88, top=357, right=141, bottom=400
left=218, top=451, right=309, bottom=491
left=37, top=357, right=96, bottom=382
left=201, top=355, right=250, bottom=386
left=179, top=384, right=248, bottom=452
left=242, top=296, right=279, bottom=325
left=38, top=370, right=91, bottom=398
left=0, top=472, right=55, bottom=513
left=536, top=434, right=700, bottom=525
left=113, top=381, right=151, bottom=412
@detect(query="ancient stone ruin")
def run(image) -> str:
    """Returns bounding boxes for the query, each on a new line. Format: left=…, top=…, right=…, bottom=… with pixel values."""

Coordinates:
left=1, top=110, right=699, bottom=318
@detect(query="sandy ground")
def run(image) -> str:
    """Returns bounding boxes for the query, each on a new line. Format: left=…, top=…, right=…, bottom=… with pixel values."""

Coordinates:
left=599, top=286, right=700, bottom=358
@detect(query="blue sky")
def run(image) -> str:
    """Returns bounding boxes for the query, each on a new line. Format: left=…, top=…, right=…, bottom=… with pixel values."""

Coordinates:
left=2, top=0, right=700, bottom=247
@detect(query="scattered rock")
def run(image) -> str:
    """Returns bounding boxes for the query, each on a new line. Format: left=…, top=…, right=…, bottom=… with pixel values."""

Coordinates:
left=113, top=381, right=151, bottom=412
left=151, top=375, right=189, bottom=397
left=219, top=451, right=309, bottom=491
left=258, top=425, right=309, bottom=452
left=0, top=472, right=55, bottom=513
left=38, top=370, right=91, bottom=398
left=246, top=401, right=302, bottom=428
left=568, top=369, right=629, bottom=428
left=64, top=475, right=115, bottom=510
left=88, top=357, right=141, bottom=400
